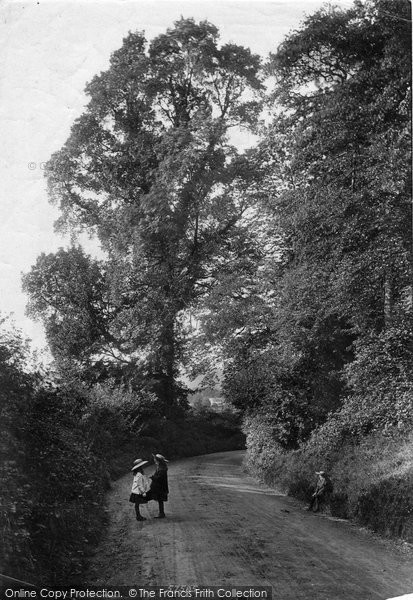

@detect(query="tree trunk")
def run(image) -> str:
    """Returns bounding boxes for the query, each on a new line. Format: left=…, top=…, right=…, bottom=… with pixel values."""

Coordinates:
left=147, top=316, right=178, bottom=414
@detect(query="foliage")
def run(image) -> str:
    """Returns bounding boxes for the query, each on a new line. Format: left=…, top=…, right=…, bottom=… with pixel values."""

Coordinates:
left=245, top=419, right=413, bottom=541
left=23, top=388, right=107, bottom=584
left=223, top=345, right=315, bottom=448
left=0, top=314, right=244, bottom=585
left=23, top=19, right=263, bottom=408
left=80, top=381, right=163, bottom=461
left=285, top=314, right=413, bottom=463
left=151, top=407, right=245, bottom=459
left=0, top=319, right=37, bottom=581
left=218, top=0, right=412, bottom=455
left=263, top=0, right=411, bottom=333
left=22, top=247, right=116, bottom=383
left=243, top=315, right=413, bottom=541
left=10, top=0, right=413, bottom=574
left=235, top=0, right=413, bottom=545
left=0, top=318, right=111, bottom=586
left=344, top=315, right=413, bottom=433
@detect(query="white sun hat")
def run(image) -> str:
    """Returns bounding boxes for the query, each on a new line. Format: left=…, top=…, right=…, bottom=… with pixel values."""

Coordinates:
left=154, top=453, right=169, bottom=462
left=131, top=458, right=149, bottom=471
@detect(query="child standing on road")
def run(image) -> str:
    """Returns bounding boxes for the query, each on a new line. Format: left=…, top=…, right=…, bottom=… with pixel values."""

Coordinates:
left=149, top=454, right=169, bottom=518
left=129, top=459, right=151, bottom=521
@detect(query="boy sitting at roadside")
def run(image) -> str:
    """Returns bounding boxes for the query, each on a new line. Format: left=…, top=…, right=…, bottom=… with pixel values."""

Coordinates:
left=307, top=470, right=333, bottom=512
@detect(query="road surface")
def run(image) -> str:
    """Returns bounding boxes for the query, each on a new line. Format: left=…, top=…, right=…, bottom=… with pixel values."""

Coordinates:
left=85, top=451, right=413, bottom=599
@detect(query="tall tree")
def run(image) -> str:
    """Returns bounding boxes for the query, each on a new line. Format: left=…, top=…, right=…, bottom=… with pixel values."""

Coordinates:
left=23, top=19, right=263, bottom=409
left=207, top=0, right=411, bottom=438
left=265, top=0, right=411, bottom=333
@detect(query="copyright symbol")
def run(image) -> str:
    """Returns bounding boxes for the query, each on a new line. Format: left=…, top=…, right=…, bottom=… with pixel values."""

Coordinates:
left=129, top=589, right=137, bottom=597
left=28, top=162, right=36, bottom=170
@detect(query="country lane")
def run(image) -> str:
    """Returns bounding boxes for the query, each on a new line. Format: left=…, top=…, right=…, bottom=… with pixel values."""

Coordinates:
left=85, top=451, right=413, bottom=600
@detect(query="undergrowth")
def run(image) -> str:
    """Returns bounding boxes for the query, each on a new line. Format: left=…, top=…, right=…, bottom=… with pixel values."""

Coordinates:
left=1, top=377, right=244, bottom=588
left=244, top=423, right=413, bottom=541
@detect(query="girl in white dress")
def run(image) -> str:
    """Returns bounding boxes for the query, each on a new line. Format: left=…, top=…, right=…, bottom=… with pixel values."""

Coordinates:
left=129, top=458, right=151, bottom=521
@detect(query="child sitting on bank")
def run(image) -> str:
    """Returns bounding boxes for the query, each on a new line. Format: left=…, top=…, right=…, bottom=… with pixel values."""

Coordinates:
left=307, top=470, right=333, bottom=512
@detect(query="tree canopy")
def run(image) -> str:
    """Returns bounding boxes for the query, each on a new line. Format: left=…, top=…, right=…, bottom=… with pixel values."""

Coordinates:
left=23, top=3, right=412, bottom=434
left=23, top=18, right=264, bottom=408
left=204, top=0, right=412, bottom=446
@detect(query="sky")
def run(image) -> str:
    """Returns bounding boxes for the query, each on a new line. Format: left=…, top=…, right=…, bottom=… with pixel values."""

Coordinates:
left=0, top=0, right=354, bottom=355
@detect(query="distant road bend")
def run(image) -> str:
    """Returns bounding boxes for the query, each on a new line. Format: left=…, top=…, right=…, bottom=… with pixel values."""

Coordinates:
left=86, top=451, right=413, bottom=600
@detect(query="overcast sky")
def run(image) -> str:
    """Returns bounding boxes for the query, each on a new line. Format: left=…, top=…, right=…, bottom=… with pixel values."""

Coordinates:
left=0, top=0, right=354, bottom=354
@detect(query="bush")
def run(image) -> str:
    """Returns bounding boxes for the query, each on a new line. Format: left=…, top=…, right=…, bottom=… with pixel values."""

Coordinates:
left=2, top=352, right=245, bottom=587
left=243, top=317, right=413, bottom=539
left=245, top=409, right=413, bottom=541
left=356, top=473, right=413, bottom=540
left=224, top=348, right=314, bottom=450
left=130, top=407, right=245, bottom=461
left=342, top=319, right=413, bottom=435
left=0, top=322, right=39, bottom=583
left=78, top=381, right=163, bottom=479
left=21, top=387, right=108, bottom=584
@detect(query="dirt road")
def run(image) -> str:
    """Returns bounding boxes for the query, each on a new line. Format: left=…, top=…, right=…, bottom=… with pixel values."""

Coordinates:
left=85, top=451, right=413, bottom=599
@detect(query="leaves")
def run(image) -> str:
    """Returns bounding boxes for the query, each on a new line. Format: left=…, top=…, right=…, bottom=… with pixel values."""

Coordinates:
left=216, top=0, right=412, bottom=452
left=24, top=19, right=264, bottom=406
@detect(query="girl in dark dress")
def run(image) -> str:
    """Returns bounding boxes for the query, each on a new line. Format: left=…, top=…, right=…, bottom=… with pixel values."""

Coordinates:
left=149, top=454, right=169, bottom=518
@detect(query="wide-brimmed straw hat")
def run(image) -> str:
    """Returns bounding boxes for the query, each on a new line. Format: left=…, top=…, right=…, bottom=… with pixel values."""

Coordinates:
left=153, top=453, right=169, bottom=463
left=131, top=459, right=148, bottom=471
left=315, top=470, right=326, bottom=475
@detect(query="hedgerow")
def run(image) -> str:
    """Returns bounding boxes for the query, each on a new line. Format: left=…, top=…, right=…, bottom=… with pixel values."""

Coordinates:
left=243, top=320, right=413, bottom=541
left=2, top=367, right=244, bottom=587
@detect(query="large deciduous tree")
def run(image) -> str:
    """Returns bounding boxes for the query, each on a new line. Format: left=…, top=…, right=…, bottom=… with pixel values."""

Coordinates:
left=23, top=19, right=263, bottom=409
